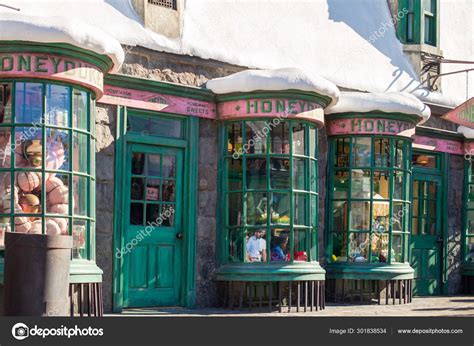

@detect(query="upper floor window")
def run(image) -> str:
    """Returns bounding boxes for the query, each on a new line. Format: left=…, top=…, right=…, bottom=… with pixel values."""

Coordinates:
left=398, top=0, right=438, bottom=46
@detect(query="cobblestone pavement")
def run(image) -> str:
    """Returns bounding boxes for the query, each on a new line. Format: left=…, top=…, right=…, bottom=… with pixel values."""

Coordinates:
left=108, top=296, right=474, bottom=317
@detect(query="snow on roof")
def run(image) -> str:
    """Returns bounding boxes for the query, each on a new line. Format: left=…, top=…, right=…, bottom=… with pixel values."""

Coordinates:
left=0, top=0, right=471, bottom=107
left=458, top=125, right=474, bottom=139
left=206, top=68, right=340, bottom=107
left=326, top=91, right=431, bottom=123
left=0, top=12, right=124, bottom=73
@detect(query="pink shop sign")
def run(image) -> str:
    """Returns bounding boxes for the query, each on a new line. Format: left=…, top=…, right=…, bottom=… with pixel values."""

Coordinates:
left=99, top=85, right=216, bottom=119
left=327, top=118, right=415, bottom=137
left=442, top=97, right=474, bottom=128
left=217, top=98, right=325, bottom=125
left=413, top=135, right=464, bottom=155
left=0, top=53, right=104, bottom=95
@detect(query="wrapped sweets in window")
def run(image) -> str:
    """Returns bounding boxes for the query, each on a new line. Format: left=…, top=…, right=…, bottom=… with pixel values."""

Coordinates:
left=16, top=171, right=41, bottom=192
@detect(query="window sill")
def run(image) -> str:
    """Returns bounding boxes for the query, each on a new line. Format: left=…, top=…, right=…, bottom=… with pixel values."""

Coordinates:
left=402, top=43, right=443, bottom=57
left=325, top=262, right=414, bottom=280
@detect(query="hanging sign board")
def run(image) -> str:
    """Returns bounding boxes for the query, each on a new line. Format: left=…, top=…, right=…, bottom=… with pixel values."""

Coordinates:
left=441, top=97, right=474, bottom=128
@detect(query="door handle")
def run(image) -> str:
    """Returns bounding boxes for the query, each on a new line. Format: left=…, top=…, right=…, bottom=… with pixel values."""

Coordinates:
left=176, top=233, right=183, bottom=239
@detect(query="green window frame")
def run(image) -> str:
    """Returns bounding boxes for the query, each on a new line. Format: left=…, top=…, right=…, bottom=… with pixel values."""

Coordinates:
left=326, top=136, right=412, bottom=264
left=222, top=119, right=319, bottom=264
left=0, top=80, right=95, bottom=261
left=398, top=0, right=438, bottom=46
left=464, top=158, right=474, bottom=263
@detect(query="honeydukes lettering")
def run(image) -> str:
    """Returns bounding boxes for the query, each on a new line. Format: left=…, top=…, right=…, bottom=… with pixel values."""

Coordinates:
left=0, top=53, right=104, bottom=96
left=217, top=97, right=325, bottom=126
left=327, top=117, right=416, bottom=138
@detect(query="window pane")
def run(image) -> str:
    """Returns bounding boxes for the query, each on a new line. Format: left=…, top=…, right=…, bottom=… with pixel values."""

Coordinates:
left=73, top=90, right=88, bottom=130
left=392, top=234, right=403, bottom=262
left=309, top=126, right=317, bottom=158
left=162, top=155, right=176, bottom=178
left=72, top=219, right=87, bottom=259
left=349, top=232, right=369, bottom=262
left=0, top=127, right=12, bottom=168
left=229, top=228, right=243, bottom=262
left=270, top=122, right=289, bottom=154
left=374, top=138, right=390, bottom=167
left=228, top=193, right=243, bottom=226
left=143, top=154, right=160, bottom=177
left=334, top=138, right=349, bottom=168
left=292, top=123, right=306, bottom=155
left=270, top=158, right=289, bottom=189
left=466, top=237, right=474, bottom=261
left=0, top=83, right=12, bottom=124
left=131, top=152, right=145, bottom=175
left=393, top=171, right=404, bottom=200
left=271, top=192, right=290, bottom=224
left=392, top=202, right=406, bottom=232
left=407, top=13, right=414, bottom=41
left=271, top=231, right=289, bottom=262
left=372, top=199, right=390, bottom=233
left=294, top=229, right=308, bottom=261
left=73, top=132, right=88, bottom=173
left=350, top=201, right=370, bottom=230
left=332, top=201, right=348, bottom=231
left=227, top=158, right=243, bottom=191
left=45, top=84, right=70, bottom=127
left=145, top=178, right=159, bottom=201
left=130, top=203, right=143, bottom=225
left=227, top=122, right=243, bottom=155
left=246, top=158, right=266, bottom=189
left=246, top=229, right=267, bottom=262
left=310, top=159, right=318, bottom=192
left=15, top=127, right=42, bottom=168
left=371, top=232, right=389, bottom=263
left=246, top=192, right=268, bottom=225
left=46, top=129, right=69, bottom=171
left=331, top=233, right=348, bottom=262
left=413, top=154, right=437, bottom=168
left=245, top=121, right=267, bottom=154
left=294, top=193, right=307, bottom=225
left=15, top=82, right=43, bottom=124
left=145, top=203, right=160, bottom=225
left=162, top=180, right=175, bottom=202
left=292, top=158, right=306, bottom=190
left=333, top=171, right=349, bottom=199
left=73, top=176, right=88, bottom=216
left=45, top=216, right=68, bottom=235
left=467, top=211, right=474, bottom=234
left=128, top=114, right=182, bottom=138
left=131, top=177, right=145, bottom=200
left=352, top=137, right=371, bottom=167
left=161, top=205, right=175, bottom=226
left=351, top=169, right=371, bottom=198
left=45, top=174, right=69, bottom=214
left=394, top=140, right=405, bottom=168
left=373, top=171, right=390, bottom=199
left=311, top=195, right=318, bottom=228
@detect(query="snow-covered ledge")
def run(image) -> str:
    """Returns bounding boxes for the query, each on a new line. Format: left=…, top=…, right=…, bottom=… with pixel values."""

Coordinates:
left=207, top=68, right=340, bottom=127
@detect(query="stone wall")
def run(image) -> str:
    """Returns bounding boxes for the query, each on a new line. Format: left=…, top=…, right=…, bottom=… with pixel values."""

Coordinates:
left=196, top=119, right=219, bottom=307
left=118, top=46, right=245, bottom=87
left=95, top=103, right=117, bottom=312
left=447, top=154, right=464, bottom=294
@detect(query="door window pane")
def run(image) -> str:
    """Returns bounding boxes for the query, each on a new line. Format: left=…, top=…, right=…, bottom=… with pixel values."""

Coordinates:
left=131, top=153, right=145, bottom=175
left=128, top=114, right=182, bottom=138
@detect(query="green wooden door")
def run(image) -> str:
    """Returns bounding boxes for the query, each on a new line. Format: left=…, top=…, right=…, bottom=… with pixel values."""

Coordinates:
left=410, top=173, right=442, bottom=296
left=123, top=143, right=183, bottom=307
